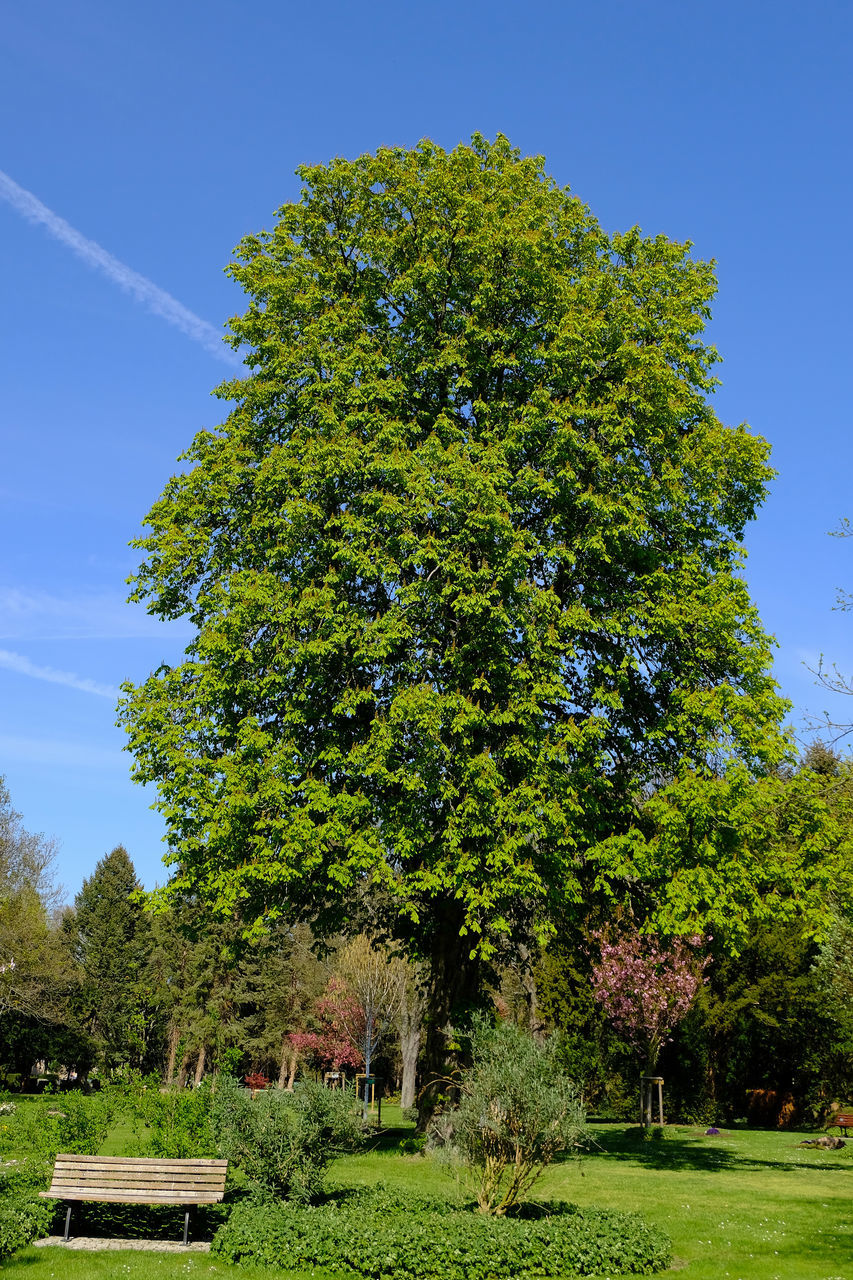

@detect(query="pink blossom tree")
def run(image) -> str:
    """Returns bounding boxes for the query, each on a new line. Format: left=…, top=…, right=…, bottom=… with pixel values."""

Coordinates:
left=286, top=984, right=365, bottom=1074
left=590, top=923, right=710, bottom=1073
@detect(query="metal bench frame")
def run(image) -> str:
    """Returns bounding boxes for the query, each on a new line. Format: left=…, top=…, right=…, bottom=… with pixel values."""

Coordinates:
left=40, top=1153, right=228, bottom=1245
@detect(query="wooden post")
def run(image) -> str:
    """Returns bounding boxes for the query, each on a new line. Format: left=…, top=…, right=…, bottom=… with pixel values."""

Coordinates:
left=641, top=1076, right=664, bottom=1128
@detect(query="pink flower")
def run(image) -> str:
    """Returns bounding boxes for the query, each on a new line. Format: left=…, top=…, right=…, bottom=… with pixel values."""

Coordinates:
left=589, top=923, right=710, bottom=1070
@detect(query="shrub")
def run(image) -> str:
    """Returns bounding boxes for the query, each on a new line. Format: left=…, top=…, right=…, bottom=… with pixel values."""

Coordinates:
left=211, top=1076, right=362, bottom=1200
left=135, top=1080, right=217, bottom=1159
left=11, top=1086, right=122, bottom=1173
left=212, top=1186, right=672, bottom=1277
left=428, top=1017, right=588, bottom=1214
left=0, top=1172, right=54, bottom=1260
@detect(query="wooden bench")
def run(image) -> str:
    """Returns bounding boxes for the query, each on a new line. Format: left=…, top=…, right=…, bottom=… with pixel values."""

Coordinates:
left=828, top=1111, right=853, bottom=1137
left=40, top=1153, right=228, bottom=1244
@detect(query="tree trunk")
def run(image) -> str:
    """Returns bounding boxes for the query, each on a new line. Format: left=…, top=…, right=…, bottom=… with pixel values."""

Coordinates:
left=164, top=1025, right=179, bottom=1085
left=176, top=1048, right=192, bottom=1089
left=363, top=1031, right=372, bottom=1122
left=400, top=1021, right=421, bottom=1110
left=515, top=941, right=546, bottom=1044
left=193, top=1045, right=206, bottom=1086
left=397, top=975, right=425, bottom=1111
left=418, top=902, right=485, bottom=1127
left=278, top=1039, right=298, bottom=1090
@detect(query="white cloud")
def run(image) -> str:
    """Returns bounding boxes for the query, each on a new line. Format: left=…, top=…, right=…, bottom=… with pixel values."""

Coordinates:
left=0, top=649, right=119, bottom=700
left=0, top=168, right=242, bottom=368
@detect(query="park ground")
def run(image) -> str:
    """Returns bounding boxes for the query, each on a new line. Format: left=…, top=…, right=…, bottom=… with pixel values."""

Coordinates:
left=3, top=1107, right=851, bottom=1280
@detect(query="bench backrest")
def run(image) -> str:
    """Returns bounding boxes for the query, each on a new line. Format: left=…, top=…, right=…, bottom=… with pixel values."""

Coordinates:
left=44, top=1154, right=228, bottom=1205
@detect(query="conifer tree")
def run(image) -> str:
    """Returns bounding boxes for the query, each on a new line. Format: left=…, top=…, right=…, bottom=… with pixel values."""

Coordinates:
left=69, top=845, right=151, bottom=1070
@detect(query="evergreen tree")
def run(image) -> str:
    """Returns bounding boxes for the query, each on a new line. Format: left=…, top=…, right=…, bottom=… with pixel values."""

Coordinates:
left=68, top=845, right=152, bottom=1071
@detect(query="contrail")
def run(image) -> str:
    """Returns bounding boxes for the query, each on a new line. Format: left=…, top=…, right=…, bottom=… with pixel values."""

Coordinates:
left=0, top=169, right=241, bottom=368
left=0, top=649, right=119, bottom=700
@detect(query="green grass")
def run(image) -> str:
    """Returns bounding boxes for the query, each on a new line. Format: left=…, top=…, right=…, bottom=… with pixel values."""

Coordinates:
left=2, top=1109, right=852, bottom=1278
left=330, top=1122, right=853, bottom=1280
left=3, top=1250, right=345, bottom=1278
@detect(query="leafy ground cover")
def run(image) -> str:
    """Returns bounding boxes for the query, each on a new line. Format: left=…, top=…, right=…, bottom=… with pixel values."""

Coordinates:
left=2, top=1111, right=851, bottom=1279
left=213, top=1185, right=671, bottom=1278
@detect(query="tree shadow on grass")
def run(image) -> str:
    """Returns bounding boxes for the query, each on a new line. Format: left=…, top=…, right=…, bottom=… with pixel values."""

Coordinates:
left=575, top=1125, right=853, bottom=1175
left=358, top=1124, right=414, bottom=1155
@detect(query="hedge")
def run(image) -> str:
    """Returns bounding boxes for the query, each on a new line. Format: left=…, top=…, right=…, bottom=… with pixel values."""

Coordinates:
left=212, top=1186, right=672, bottom=1277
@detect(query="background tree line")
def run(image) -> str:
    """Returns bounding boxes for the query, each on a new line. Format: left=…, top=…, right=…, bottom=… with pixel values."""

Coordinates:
left=0, top=782, right=426, bottom=1102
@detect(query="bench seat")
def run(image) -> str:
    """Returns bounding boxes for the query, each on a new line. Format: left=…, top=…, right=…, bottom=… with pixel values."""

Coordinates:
left=40, top=1154, right=228, bottom=1243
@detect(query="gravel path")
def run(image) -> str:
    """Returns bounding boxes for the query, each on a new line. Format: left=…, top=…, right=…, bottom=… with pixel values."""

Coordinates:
left=35, top=1236, right=211, bottom=1252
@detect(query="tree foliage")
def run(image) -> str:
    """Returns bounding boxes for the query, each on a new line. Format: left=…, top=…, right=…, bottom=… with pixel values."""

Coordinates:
left=336, top=935, right=406, bottom=1101
left=0, top=779, right=70, bottom=1028
left=119, top=134, right=793, bottom=1077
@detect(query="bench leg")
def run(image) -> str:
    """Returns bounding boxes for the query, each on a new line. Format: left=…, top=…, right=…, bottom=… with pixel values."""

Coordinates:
left=63, top=1204, right=72, bottom=1243
left=183, top=1209, right=189, bottom=1246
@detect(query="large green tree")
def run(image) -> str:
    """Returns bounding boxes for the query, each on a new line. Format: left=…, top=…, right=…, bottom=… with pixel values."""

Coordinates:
left=120, top=135, right=792, bottom=1084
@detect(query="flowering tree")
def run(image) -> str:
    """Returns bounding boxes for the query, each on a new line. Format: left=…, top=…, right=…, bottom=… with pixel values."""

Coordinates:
left=289, top=940, right=408, bottom=1118
left=590, top=924, right=710, bottom=1073
left=286, top=984, right=364, bottom=1075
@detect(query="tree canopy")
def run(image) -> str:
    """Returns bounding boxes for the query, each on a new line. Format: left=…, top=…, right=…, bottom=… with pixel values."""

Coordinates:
left=120, top=135, right=792, bottom=1063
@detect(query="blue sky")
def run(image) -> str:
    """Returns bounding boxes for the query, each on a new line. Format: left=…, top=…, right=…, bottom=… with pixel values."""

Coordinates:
left=1, top=0, right=851, bottom=898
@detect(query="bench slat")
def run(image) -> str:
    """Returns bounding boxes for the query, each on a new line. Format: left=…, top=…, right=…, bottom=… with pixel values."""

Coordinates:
left=47, top=1171, right=226, bottom=1184
left=47, top=1180, right=225, bottom=1188
left=39, top=1187, right=225, bottom=1198
left=46, top=1183, right=225, bottom=1195
left=53, top=1155, right=226, bottom=1170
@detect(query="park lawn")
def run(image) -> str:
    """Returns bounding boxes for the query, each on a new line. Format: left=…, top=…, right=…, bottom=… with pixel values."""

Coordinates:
left=330, top=1123, right=853, bottom=1280
left=3, top=1114, right=852, bottom=1279
left=2, top=1251, right=346, bottom=1278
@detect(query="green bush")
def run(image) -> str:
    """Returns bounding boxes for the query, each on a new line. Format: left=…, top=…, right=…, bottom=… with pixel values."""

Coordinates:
left=135, top=1080, right=217, bottom=1159
left=10, top=1086, right=123, bottom=1172
left=428, top=1017, right=588, bottom=1214
left=0, top=1172, right=54, bottom=1260
left=212, top=1186, right=672, bottom=1277
left=211, top=1076, right=363, bottom=1200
